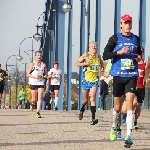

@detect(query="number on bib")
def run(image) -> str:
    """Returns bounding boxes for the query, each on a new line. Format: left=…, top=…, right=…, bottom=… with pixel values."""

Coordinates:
left=90, top=64, right=99, bottom=72
left=121, top=59, right=134, bottom=70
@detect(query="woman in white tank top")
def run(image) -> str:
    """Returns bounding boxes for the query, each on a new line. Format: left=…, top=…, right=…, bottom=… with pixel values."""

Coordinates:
left=27, top=51, right=47, bottom=118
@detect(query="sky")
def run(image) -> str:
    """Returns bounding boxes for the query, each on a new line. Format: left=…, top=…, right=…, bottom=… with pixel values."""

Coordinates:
left=0, top=0, right=45, bottom=72
left=0, top=0, right=149, bottom=73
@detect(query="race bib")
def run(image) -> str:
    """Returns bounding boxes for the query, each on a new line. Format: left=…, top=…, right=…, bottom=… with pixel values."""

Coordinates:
left=121, top=59, right=134, bottom=70
left=90, top=64, right=99, bottom=72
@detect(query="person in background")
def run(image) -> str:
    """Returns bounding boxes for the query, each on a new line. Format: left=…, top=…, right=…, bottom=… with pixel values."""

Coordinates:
left=43, top=89, right=51, bottom=110
left=99, top=77, right=108, bottom=110
left=18, top=86, right=26, bottom=109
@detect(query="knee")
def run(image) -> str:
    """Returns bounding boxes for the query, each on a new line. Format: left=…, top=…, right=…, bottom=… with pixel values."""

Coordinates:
left=114, top=104, right=122, bottom=113
left=55, top=94, right=58, bottom=97
left=90, top=96, right=95, bottom=102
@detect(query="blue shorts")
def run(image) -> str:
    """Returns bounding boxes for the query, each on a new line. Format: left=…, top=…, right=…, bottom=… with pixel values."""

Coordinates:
left=82, top=80, right=99, bottom=90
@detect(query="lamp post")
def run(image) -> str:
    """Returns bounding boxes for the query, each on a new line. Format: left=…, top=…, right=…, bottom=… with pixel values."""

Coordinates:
left=21, top=63, right=27, bottom=97
left=17, top=37, right=34, bottom=62
left=33, top=12, right=48, bottom=42
left=62, top=0, right=72, bottom=111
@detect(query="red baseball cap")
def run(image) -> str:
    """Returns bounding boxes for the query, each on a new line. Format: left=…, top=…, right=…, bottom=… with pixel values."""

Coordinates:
left=54, top=62, right=59, bottom=64
left=121, top=14, right=132, bottom=22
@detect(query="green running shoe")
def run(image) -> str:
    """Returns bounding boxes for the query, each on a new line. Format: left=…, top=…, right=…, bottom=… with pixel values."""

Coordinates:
left=110, top=127, right=117, bottom=141
left=133, top=124, right=138, bottom=129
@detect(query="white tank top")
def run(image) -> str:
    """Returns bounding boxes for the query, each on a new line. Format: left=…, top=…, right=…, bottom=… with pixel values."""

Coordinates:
left=30, top=61, right=45, bottom=85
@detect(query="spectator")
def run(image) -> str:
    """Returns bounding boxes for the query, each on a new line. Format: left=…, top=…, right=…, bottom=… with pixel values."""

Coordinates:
left=100, top=77, right=108, bottom=110
left=43, top=90, right=51, bottom=110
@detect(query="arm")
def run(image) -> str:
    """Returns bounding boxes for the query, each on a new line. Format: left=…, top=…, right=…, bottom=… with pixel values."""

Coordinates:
left=3, top=71, right=8, bottom=80
left=43, top=63, right=48, bottom=78
left=47, top=69, right=53, bottom=79
left=145, top=56, right=150, bottom=68
left=75, top=53, right=88, bottom=67
left=104, top=60, right=112, bottom=78
left=26, top=62, right=36, bottom=78
left=99, top=54, right=104, bottom=72
left=103, top=35, right=118, bottom=60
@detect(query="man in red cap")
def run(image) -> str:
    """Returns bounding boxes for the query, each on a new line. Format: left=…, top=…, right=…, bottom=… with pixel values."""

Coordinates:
left=103, top=14, right=142, bottom=148
left=47, top=62, right=62, bottom=111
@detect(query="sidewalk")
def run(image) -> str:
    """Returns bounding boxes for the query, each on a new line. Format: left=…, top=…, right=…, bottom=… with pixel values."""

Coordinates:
left=0, top=109, right=150, bottom=150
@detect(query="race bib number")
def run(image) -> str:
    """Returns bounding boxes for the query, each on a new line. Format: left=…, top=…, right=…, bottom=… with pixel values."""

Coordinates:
left=121, top=59, right=134, bottom=70
left=90, top=64, right=99, bottom=72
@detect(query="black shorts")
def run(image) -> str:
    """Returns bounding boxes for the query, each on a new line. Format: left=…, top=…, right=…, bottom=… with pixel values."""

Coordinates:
left=113, top=76, right=137, bottom=97
left=0, top=84, right=4, bottom=93
left=30, top=85, right=44, bottom=90
left=135, top=88, right=145, bottom=103
left=50, top=85, right=60, bottom=92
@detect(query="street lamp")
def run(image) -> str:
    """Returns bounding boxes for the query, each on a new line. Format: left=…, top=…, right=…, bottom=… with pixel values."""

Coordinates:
left=62, top=0, right=72, bottom=13
left=23, top=51, right=32, bottom=62
left=5, top=55, right=18, bottom=106
left=33, top=12, right=47, bottom=42
left=17, top=37, right=34, bottom=62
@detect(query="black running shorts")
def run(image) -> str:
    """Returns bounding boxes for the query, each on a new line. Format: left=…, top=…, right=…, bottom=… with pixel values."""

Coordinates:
left=0, top=84, right=4, bottom=93
left=113, top=76, right=137, bottom=97
left=50, top=85, right=60, bottom=92
left=30, top=85, right=44, bottom=90
left=135, top=88, right=145, bottom=103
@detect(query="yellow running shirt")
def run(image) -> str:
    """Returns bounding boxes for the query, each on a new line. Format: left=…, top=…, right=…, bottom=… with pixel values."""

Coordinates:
left=83, top=53, right=100, bottom=82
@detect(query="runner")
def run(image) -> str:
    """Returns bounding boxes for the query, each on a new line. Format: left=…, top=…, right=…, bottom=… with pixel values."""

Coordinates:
left=75, top=41, right=104, bottom=125
left=121, top=47, right=150, bottom=129
left=103, top=14, right=142, bottom=148
left=47, top=62, right=62, bottom=111
left=0, top=64, right=8, bottom=109
left=27, top=51, right=47, bottom=118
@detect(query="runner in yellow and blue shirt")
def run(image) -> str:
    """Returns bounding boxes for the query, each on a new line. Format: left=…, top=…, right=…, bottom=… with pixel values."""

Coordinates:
left=75, top=41, right=104, bottom=125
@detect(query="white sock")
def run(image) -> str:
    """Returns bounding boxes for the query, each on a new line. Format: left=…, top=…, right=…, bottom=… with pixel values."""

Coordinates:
left=126, top=110, right=134, bottom=136
left=112, top=109, right=119, bottom=128
left=54, top=97, right=58, bottom=107
left=133, top=108, right=136, bottom=122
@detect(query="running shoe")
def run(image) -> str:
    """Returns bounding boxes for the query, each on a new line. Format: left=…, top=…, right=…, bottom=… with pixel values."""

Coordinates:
left=117, top=130, right=122, bottom=139
left=30, top=104, right=35, bottom=111
left=110, top=127, right=117, bottom=141
left=54, top=107, right=58, bottom=111
left=124, top=135, right=133, bottom=148
left=90, top=119, right=98, bottom=125
left=36, top=112, right=41, bottom=118
left=133, top=122, right=138, bottom=129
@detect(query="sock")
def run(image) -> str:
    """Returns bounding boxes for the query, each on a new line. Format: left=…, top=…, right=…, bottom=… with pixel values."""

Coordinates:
left=54, top=97, right=58, bottom=107
left=133, top=109, right=135, bottom=123
left=126, top=110, right=134, bottom=136
left=91, top=106, right=96, bottom=120
left=112, top=109, right=119, bottom=128
left=80, top=105, right=85, bottom=112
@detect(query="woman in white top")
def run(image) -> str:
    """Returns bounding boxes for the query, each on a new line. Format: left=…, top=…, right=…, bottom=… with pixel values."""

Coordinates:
left=27, top=51, right=47, bottom=118
left=47, top=62, right=62, bottom=110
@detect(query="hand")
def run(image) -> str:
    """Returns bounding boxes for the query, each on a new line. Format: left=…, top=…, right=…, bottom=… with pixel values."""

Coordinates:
left=117, top=47, right=129, bottom=55
left=43, top=75, right=47, bottom=78
left=84, top=60, right=90, bottom=66
left=0, top=73, right=3, bottom=77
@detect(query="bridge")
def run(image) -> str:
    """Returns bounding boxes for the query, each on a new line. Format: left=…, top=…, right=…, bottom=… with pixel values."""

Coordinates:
left=38, top=0, right=149, bottom=111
